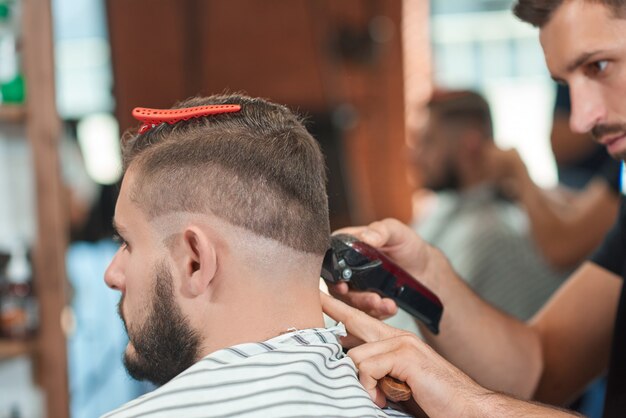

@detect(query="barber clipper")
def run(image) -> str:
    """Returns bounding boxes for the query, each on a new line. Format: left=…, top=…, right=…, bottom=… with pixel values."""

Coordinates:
left=321, top=234, right=443, bottom=334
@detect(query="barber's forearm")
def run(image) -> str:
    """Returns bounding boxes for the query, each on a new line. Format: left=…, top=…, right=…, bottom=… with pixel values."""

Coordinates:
left=517, top=172, right=619, bottom=269
left=515, top=168, right=581, bottom=268
left=516, top=168, right=561, bottom=237
left=418, top=251, right=543, bottom=398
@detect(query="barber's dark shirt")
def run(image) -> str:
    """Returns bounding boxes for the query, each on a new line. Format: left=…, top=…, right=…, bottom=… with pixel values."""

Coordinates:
left=590, top=196, right=626, bottom=418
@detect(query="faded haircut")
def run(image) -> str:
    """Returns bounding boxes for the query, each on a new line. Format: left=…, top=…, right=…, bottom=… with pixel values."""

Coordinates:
left=121, top=94, right=330, bottom=255
left=513, top=0, right=626, bottom=28
left=428, top=90, right=494, bottom=141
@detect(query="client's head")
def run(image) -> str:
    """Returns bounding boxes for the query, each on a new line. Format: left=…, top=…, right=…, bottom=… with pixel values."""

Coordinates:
left=104, top=94, right=330, bottom=385
left=409, top=90, right=494, bottom=191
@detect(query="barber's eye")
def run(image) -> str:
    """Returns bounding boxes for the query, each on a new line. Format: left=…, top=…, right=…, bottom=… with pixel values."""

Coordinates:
left=586, top=60, right=609, bottom=76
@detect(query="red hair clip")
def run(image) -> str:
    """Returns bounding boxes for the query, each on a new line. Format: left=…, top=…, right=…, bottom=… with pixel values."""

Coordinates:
left=132, top=104, right=242, bottom=134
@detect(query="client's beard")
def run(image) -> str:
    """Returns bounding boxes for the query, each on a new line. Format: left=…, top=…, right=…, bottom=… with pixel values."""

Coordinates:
left=119, top=261, right=201, bottom=386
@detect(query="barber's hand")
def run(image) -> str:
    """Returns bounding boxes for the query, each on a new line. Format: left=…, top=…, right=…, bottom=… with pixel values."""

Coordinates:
left=321, top=292, right=485, bottom=417
left=328, top=281, right=398, bottom=320
left=484, top=144, right=530, bottom=199
left=484, top=144, right=526, bottom=179
left=327, top=218, right=444, bottom=320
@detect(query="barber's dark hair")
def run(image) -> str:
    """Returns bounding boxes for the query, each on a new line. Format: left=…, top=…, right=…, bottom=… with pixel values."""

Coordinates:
left=428, top=90, right=494, bottom=141
left=121, top=94, right=330, bottom=255
left=513, top=0, right=626, bottom=28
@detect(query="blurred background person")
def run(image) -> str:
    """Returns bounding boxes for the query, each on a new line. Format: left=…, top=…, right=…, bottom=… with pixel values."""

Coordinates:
left=386, top=90, right=567, bottom=336
left=484, top=86, right=621, bottom=274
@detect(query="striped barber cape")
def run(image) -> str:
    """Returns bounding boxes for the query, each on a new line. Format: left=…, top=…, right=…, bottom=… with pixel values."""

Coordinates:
left=102, top=324, right=411, bottom=418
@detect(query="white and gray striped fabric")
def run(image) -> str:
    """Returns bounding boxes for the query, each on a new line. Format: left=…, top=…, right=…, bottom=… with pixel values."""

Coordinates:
left=102, top=325, right=411, bottom=418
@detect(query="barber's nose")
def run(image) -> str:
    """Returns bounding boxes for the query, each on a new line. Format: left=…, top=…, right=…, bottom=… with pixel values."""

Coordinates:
left=104, top=248, right=126, bottom=292
left=569, top=84, right=606, bottom=134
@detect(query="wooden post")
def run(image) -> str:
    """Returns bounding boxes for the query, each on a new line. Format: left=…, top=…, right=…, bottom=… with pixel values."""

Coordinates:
left=402, top=0, right=432, bottom=197
left=21, top=0, right=70, bottom=417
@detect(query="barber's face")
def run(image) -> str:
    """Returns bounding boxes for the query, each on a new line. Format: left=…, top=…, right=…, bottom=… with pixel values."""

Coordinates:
left=409, top=114, right=460, bottom=191
left=105, top=170, right=200, bottom=385
left=540, top=1, right=626, bottom=160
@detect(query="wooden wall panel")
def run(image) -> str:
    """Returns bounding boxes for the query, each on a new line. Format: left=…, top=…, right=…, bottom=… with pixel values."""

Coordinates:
left=199, top=0, right=327, bottom=108
left=107, top=0, right=189, bottom=131
left=107, top=0, right=416, bottom=225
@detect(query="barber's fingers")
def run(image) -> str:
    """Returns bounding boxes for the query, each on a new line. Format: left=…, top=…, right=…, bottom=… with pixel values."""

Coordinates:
left=347, top=336, right=422, bottom=408
left=337, top=218, right=418, bottom=248
left=326, top=283, right=398, bottom=320
left=353, top=352, right=404, bottom=408
left=334, top=218, right=401, bottom=250
left=335, top=219, right=429, bottom=275
left=320, top=292, right=401, bottom=344
left=364, top=218, right=417, bottom=251
left=327, top=281, right=349, bottom=295
left=348, top=333, right=422, bottom=368
left=332, top=227, right=386, bottom=254
left=350, top=334, right=492, bottom=418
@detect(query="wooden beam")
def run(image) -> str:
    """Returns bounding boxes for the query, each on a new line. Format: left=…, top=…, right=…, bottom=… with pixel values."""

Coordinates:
left=21, top=0, right=70, bottom=417
left=402, top=0, right=432, bottom=195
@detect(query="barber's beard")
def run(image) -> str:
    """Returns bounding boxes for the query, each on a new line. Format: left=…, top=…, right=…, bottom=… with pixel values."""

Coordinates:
left=118, top=262, right=201, bottom=386
left=592, top=122, right=626, bottom=160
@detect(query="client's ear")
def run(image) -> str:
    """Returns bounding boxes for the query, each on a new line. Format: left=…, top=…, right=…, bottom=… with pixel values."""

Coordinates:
left=180, top=226, right=218, bottom=298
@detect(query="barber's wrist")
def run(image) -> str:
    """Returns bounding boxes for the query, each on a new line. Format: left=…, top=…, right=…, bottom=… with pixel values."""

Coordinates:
left=422, top=244, right=459, bottom=300
left=471, top=390, right=581, bottom=418
left=436, top=379, right=496, bottom=417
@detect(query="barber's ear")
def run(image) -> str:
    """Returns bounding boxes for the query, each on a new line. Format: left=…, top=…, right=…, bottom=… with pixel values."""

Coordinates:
left=180, top=226, right=217, bottom=298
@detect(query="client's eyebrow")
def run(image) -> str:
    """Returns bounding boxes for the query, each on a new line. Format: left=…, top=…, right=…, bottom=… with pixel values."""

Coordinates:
left=112, top=218, right=128, bottom=240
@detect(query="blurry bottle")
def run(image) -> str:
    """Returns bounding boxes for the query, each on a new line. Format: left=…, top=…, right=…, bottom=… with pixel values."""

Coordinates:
left=0, top=0, right=24, bottom=105
left=0, top=244, right=37, bottom=339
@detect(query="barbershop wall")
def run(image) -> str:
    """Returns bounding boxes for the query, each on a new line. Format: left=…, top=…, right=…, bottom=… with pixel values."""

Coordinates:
left=107, top=0, right=415, bottom=228
left=1, top=1, right=427, bottom=416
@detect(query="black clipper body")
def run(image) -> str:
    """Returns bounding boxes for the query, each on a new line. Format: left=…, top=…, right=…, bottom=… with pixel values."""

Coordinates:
left=321, top=234, right=443, bottom=334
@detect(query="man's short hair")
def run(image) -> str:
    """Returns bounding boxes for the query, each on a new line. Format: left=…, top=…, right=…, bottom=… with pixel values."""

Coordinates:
left=428, top=90, right=494, bottom=141
left=513, top=0, right=626, bottom=28
left=121, top=94, right=330, bottom=255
